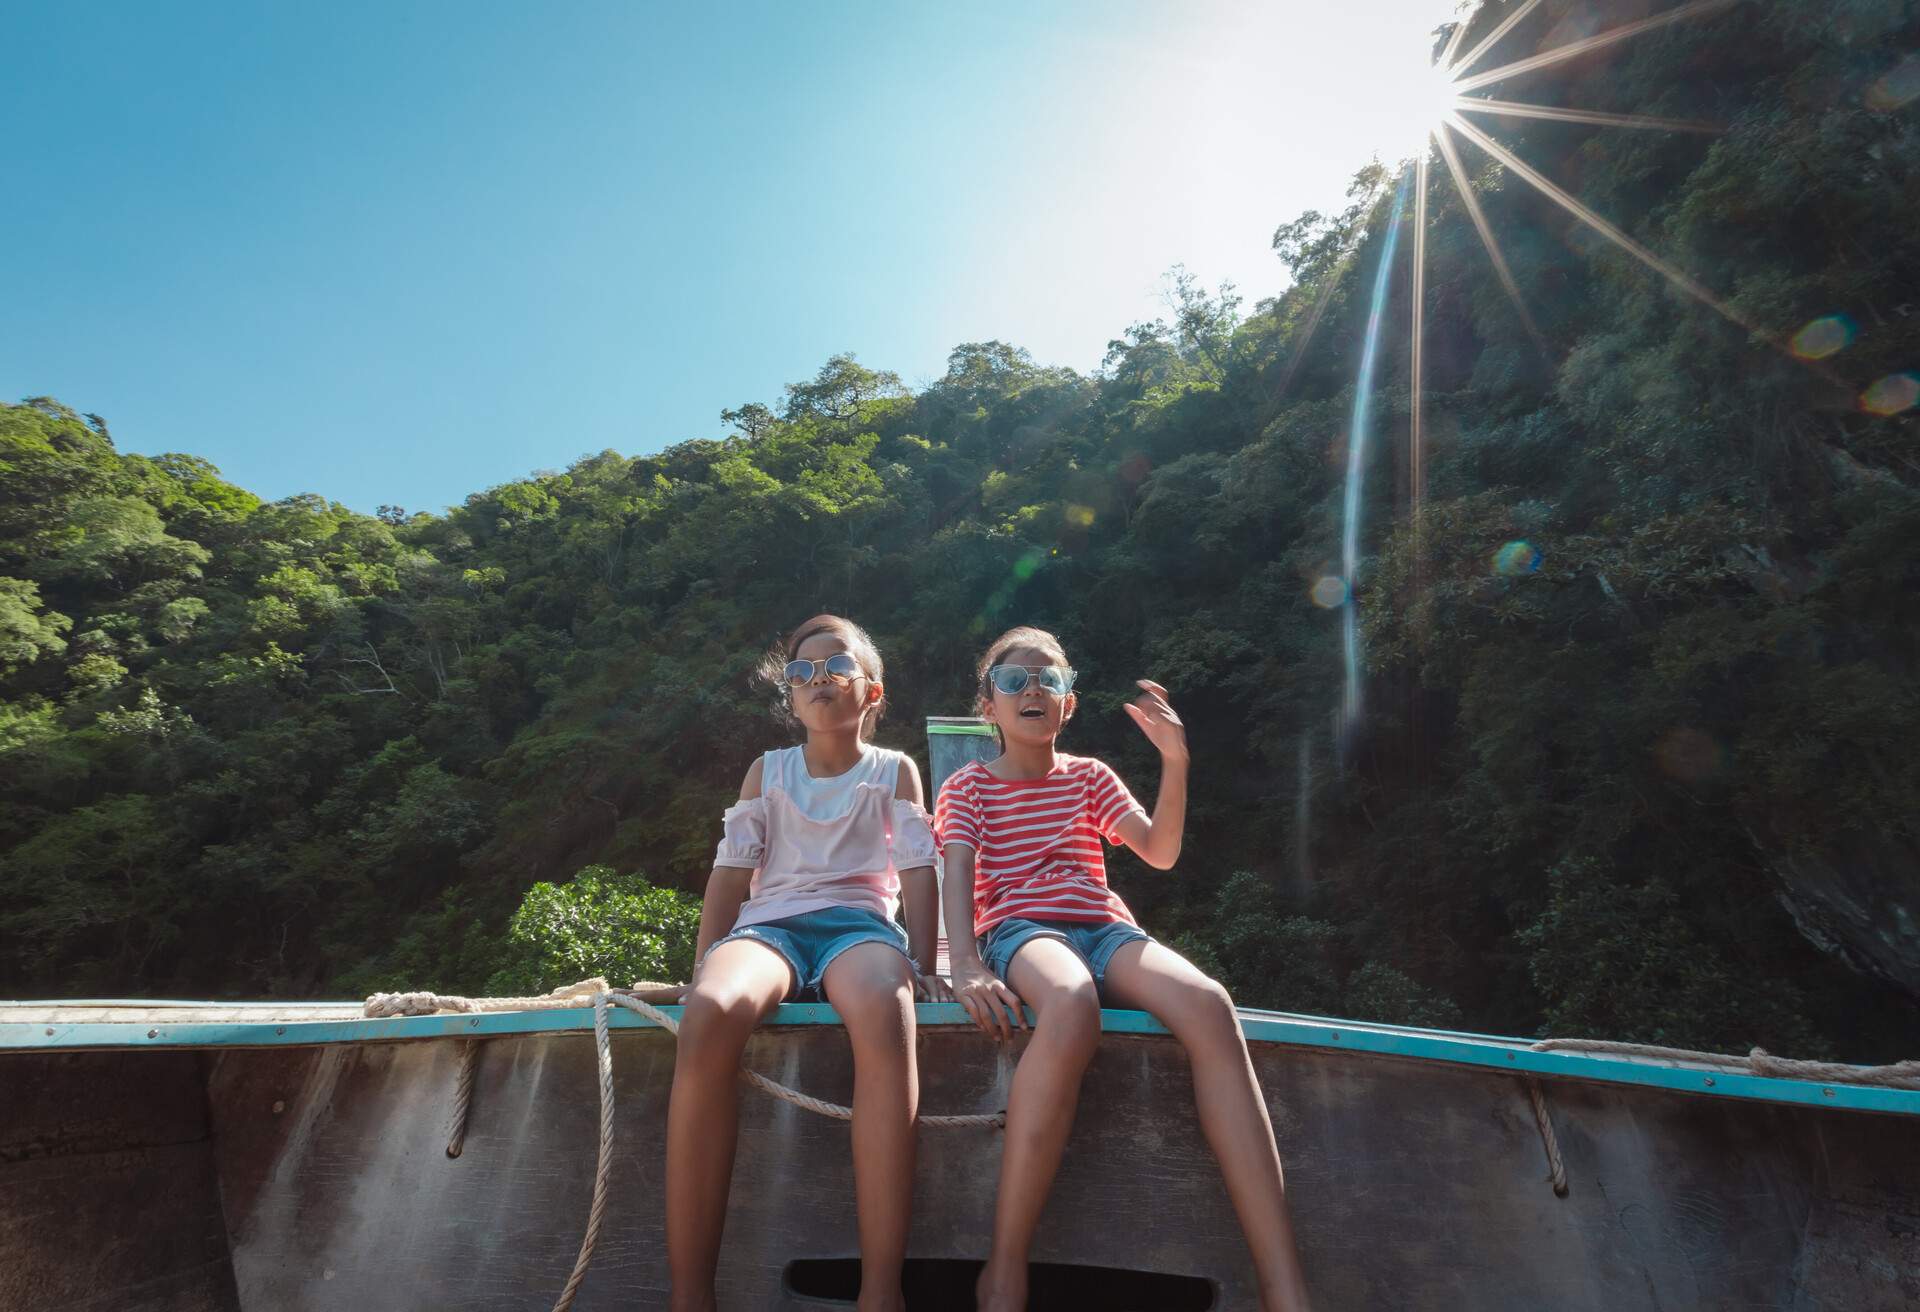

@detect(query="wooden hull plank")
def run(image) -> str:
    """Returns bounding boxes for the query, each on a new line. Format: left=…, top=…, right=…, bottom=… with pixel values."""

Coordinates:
left=0, top=1051, right=241, bottom=1312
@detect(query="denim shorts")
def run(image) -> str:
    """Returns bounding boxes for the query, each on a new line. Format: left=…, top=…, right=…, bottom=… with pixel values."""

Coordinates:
left=711, top=905, right=912, bottom=1002
left=979, top=917, right=1152, bottom=1003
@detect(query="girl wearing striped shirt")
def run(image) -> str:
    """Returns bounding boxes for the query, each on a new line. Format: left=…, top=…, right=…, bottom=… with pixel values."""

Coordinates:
left=936, top=626, right=1311, bottom=1312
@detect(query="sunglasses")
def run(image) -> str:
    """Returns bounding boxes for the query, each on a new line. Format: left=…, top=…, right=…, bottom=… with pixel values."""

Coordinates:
left=987, top=664, right=1076, bottom=696
left=784, top=653, right=865, bottom=686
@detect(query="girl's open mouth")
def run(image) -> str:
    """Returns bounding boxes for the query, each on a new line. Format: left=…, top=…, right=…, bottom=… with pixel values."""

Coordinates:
left=1019, top=706, right=1046, bottom=718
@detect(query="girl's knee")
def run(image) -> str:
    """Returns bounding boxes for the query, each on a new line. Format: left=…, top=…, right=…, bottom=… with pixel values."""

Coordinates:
left=1037, top=981, right=1102, bottom=1054
left=1170, top=976, right=1242, bottom=1049
left=835, top=975, right=914, bottom=1043
left=680, top=987, right=763, bottom=1055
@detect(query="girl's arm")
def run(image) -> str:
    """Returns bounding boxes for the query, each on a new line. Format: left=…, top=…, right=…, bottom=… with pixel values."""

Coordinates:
left=894, top=757, right=951, bottom=1000
left=692, top=869, right=753, bottom=973
left=691, top=757, right=765, bottom=976
left=1111, top=679, right=1189, bottom=871
left=943, top=841, right=1026, bottom=1039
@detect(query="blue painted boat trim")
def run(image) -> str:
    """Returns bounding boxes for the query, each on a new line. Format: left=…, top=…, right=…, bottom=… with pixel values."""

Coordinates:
left=4, top=1002, right=1914, bottom=1119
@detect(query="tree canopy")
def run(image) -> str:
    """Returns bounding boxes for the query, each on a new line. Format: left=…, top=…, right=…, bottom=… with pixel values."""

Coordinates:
left=2, top=0, right=1916, bottom=1059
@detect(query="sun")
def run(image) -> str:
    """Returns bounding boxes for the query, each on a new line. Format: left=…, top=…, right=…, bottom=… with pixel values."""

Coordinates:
left=1374, top=46, right=1466, bottom=164
left=1359, top=21, right=1470, bottom=165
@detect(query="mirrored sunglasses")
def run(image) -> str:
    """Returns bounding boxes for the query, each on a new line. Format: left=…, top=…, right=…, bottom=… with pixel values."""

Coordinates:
left=988, top=664, right=1076, bottom=696
left=784, top=653, right=864, bottom=686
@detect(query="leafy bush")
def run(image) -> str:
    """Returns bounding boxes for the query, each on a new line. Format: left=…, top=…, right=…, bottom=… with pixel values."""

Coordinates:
left=483, top=865, right=700, bottom=994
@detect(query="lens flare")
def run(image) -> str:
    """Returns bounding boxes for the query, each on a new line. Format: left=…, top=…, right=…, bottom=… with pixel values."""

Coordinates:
left=1866, top=54, right=1920, bottom=112
left=1340, top=177, right=1410, bottom=735
left=1311, top=576, right=1348, bottom=609
left=1455, top=97, right=1719, bottom=134
left=1790, top=315, right=1855, bottom=360
left=1860, top=372, right=1920, bottom=416
left=1493, top=540, right=1542, bottom=576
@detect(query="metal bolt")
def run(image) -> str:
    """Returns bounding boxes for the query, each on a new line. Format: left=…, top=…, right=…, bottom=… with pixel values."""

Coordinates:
left=1703, top=1077, right=1715, bottom=1087
left=469, top=1018, right=480, bottom=1027
left=276, top=1027, right=285, bottom=1035
left=272, top=1100, right=285, bottom=1114
left=1823, top=1088, right=1835, bottom=1098
left=1328, top=1031, right=1340, bottom=1040
left=147, top=1029, right=158, bottom=1038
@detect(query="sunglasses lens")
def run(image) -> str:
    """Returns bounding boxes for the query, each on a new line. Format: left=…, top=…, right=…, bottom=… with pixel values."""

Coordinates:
left=1039, top=667, right=1073, bottom=695
left=825, top=653, right=860, bottom=682
left=991, top=666, right=1029, bottom=695
left=783, top=660, right=813, bottom=686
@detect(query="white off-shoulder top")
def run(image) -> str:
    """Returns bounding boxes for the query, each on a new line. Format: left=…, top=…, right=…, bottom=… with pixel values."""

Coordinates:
left=713, top=743, right=937, bottom=930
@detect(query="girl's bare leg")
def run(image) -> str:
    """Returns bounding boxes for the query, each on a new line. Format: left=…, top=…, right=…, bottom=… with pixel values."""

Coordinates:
left=821, top=942, right=921, bottom=1312
left=665, top=938, right=793, bottom=1312
left=1102, top=939, right=1311, bottom=1312
left=977, top=937, right=1103, bottom=1312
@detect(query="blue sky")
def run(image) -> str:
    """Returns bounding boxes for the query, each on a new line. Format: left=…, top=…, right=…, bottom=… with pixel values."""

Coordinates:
left=2, top=1, right=1450, bottom=514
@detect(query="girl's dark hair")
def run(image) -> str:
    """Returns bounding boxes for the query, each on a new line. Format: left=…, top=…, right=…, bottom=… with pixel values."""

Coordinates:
left=756, top=614, right=887, bottom=741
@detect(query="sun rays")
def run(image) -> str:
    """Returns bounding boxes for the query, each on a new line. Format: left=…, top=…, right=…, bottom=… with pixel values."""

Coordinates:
left=1418, top=0, right=1748, bottom=379
left=1328, top=0, right=1752, bottom=742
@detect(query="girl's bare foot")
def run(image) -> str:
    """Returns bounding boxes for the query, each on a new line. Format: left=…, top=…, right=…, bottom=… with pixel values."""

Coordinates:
left=976, top=1259, right=1027, bottom=1312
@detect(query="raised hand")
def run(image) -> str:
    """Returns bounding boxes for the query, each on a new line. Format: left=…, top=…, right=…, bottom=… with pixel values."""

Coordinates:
left=1122, top=679, right=1188, bottom=762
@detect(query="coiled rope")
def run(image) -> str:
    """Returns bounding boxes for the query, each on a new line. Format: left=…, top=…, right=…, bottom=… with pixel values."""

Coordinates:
left=364, top=979, right=1005, bottom=1312
left=1528, top=1038, right=1920, bottom=1089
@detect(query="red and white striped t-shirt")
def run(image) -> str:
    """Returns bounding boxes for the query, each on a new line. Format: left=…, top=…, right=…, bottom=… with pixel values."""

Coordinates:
left=934, top=754, right=1147, bottom=936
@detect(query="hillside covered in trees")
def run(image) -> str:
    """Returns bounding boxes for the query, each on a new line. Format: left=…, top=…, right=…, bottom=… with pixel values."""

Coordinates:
left=4, top=0, right=1917, bottom=1059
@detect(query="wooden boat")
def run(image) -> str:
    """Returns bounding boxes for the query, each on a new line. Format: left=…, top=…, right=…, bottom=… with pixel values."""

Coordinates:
left=3, top=997, right=1916, bottom=1310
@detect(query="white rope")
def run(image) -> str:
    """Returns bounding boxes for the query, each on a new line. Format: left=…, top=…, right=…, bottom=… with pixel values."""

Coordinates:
left=550, top=992, right=616, bottom=1312
left=365, top=979, right=1008, bottom=1127
left=365, top=978, right=613, bottom=1017
left=1524, top=1079, right=1569, bottom=1197
left=603, top=991, right=1005, bottom=1129
left=1529, top=1038, right=1920, bottom=1090
left=445, top=1040, right=480, bottom=1158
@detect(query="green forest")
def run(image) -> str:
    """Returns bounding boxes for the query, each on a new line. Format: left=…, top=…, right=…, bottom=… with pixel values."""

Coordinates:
left=3, top=0, right=1916, bottom=1060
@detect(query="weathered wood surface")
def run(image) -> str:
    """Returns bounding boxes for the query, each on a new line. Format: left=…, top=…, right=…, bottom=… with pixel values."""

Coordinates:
left=203, top=1028, right=1919, bottom=1311
left=0, top=1051, right=240, bottom=1312
left=5, top=1026, right=1918, bottom=1310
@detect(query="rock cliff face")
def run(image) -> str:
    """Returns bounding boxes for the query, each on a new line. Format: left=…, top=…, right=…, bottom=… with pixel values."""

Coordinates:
left=1766, top=830, right=1920, bottom=1001
left=1742, top=449, right=1920, bottom=1004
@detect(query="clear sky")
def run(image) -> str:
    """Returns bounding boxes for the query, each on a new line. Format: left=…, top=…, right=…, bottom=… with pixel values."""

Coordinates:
left=3, top=0, right=1453, bottom=514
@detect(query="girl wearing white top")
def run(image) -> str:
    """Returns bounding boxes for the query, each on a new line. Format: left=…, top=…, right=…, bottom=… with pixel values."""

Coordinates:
left=664, top=614, right=947, bottom=1312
